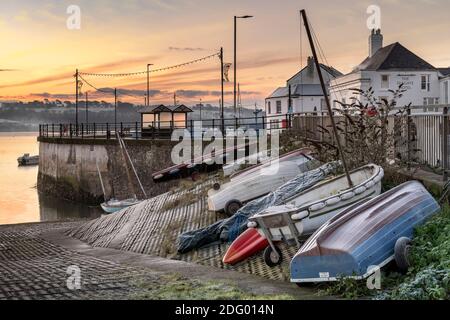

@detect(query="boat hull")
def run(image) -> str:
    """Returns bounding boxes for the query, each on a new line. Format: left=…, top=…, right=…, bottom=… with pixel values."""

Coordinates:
left=290, top=181, right=440, bottom=283
left=249, top=164, right=383, bottom=243
left=208, top=161, right=305, bottom=212
left=223, top=228, right=269, bottom=265
left=100, top=199, right=142, bottom=214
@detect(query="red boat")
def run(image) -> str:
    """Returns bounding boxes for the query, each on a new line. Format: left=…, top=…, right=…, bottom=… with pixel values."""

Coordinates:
left=222, top=228, right=269, bottom=265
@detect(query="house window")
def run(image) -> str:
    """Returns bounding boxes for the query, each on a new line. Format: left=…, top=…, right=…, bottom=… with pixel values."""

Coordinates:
left=381, top=75, right=389, bottom=89
left=423, top=97, right=439, bottom=106
left=267, top=101, right=271, bottom=114
left=276, top=101, right=282, bottom=114
left=270, top=119, right=280, bottom=129
left=421, top=75, right=431, bottom=91
left=320, top=99, right=326, bottom=111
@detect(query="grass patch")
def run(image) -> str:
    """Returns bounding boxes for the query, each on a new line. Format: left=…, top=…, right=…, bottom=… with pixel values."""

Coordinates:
left=129, top=273, right=294, bottom=300
left=378, top=205, right=450, bottom=300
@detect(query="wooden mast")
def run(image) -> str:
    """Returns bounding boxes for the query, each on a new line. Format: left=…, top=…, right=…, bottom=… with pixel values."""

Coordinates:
left=300, top=9, right=353, bottom=187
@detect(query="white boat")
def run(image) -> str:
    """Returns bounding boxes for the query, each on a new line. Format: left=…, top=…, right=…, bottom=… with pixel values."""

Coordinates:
left=208, top=154, right=317, bottom=216
left=229, top=148, right=312, bottom=181
left=98, top=134, right=148, bottom=214
left=222, top=151, right=270, bottom=177
left=100, top=198, right=142, bottom=214
left=247, top=163, right=384, bottom=266
left=17, top=153, right=39, bottom=166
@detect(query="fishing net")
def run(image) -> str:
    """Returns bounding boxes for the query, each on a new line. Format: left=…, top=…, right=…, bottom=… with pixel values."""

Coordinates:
left=177, top=161, right=341, bottom=254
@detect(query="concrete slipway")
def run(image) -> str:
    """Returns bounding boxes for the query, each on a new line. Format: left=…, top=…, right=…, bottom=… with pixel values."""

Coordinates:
left=68, top=177, right=301, bottom=283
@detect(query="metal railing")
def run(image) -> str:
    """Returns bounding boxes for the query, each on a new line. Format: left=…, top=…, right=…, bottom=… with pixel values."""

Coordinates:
left=38, top=106, right=449, bottom=180
left=38, top=113, right=296, bottom=140
left=289, top=106, right=449, bottom=181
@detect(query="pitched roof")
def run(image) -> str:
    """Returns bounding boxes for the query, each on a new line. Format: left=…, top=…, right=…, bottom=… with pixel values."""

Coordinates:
left=354, top=42, right=436, bottom=72
left=439, top=68, right=450, bottom=77
left=138, top=104, right=193, bottom=113
left=287, top=64, right=343, bottom=83
left=266, top=84, right=324, bottom=99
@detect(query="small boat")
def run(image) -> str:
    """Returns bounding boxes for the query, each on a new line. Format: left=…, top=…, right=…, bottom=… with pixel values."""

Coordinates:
left=222, top=228, right=269, bottom=265
left=208, top=153, right=317, bottom=216
left=98, top=134, right=147, bottom=214
left=222, top=150, right=269, bottom=177
left=100, top=197, right=142, bottom=214
left=229, top=148, right=312, bottom=181
left=246, top=164, right=383, bottom=266
left=17, top=153, right=39, bottom=166
left=290, top=181, right=440, bottom=284
left=152, top=143, right=253, bottom=183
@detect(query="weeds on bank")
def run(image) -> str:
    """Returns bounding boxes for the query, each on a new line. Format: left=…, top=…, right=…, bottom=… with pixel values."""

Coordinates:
left=130, top=273, right=294, bottom=300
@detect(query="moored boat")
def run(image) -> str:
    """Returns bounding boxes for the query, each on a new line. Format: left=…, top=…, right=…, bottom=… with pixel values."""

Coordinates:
left=17, top=153, right=39, bottom=166
left=246, top=163, right=383, bottom=266
left=100, top=198, right=142, bottom=214
left=290, top=180, right=440, bottom=283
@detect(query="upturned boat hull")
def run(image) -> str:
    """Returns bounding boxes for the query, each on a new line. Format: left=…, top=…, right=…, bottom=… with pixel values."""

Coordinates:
left=223, top=228, right=269, bottom=265
left=290, top=181, right=440, bottom=283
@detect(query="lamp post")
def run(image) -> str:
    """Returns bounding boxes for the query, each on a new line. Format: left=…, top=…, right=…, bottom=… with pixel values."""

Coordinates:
left=234, top=15, right=253, bottom=117
left=147, top=63, right=153, bottom=106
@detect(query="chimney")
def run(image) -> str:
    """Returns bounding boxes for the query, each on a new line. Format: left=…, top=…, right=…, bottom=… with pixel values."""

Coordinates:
left=369, top=29, right=383, bottom=57
left=307, top=56, right=314, bottom=75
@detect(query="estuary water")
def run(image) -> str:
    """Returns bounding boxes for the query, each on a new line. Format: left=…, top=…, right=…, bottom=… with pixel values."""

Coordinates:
left=0, top=132, right=102, bottom=225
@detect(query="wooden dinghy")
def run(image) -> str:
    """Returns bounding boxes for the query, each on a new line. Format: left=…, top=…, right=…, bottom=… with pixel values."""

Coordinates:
left=290, top=181, right=440, bottom=283
left=247, top=164, right=383, bottom=266
left=208, top=153, right=317, bottom=216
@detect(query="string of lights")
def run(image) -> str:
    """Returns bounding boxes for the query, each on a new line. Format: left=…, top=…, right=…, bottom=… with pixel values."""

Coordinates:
left=78, top=52, right=220, bottom=77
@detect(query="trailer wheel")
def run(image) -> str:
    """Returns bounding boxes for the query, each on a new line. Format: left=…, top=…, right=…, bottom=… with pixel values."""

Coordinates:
left=224, top=200, right=242, bottom=216
left=263, top=245, right=283, bottom=267
left=394, top=237, right=412, bottom=272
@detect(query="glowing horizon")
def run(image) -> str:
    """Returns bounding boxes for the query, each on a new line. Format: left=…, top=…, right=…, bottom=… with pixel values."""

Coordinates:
left=1, top=0, right=449, bottom=107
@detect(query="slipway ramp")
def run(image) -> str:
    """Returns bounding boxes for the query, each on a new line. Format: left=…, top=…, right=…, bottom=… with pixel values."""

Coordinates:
left=68, top=177, right=298, bottom=281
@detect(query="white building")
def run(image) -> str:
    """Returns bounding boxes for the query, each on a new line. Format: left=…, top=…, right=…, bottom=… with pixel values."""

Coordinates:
left=330, top=30, right=448, bottom=113
left=265, top=57, right=342, bottom=128
left=440, top=68, right=450, bottom=105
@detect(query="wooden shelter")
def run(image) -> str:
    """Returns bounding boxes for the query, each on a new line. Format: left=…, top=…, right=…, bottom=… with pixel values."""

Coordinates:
left=139, top=104, right=193, bottom=138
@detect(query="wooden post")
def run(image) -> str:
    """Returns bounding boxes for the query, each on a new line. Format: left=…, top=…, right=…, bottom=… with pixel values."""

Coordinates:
left=135, top=122, right=138, bottom=140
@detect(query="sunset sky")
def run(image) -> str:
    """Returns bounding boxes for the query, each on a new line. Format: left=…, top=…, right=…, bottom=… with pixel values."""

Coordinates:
left=1, top=0, right=449, bottom=108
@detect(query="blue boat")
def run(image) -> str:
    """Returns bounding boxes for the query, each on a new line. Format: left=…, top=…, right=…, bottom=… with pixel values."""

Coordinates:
left=290, top=181, right=440, bottom=283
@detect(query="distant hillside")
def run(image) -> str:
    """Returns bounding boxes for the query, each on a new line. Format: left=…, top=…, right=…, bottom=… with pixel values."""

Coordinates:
left=0, top=101, right=264, bottom=132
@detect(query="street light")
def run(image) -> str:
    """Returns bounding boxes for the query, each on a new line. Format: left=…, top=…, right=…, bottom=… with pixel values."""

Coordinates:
left=234, top=15, right=253, bottom=117
left=147, top=63, right=153, bottom=106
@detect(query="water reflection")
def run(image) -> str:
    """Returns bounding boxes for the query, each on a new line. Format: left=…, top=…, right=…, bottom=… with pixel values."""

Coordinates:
left=38, top=193, right=103, bottom=222
left=0, top=132, right=102, bottom=225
